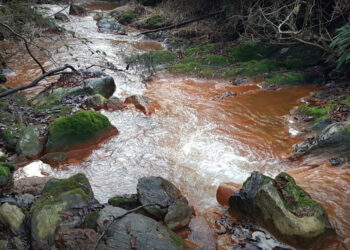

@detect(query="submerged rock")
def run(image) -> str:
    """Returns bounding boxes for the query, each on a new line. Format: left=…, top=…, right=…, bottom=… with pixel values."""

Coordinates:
left=124, top=95, right=158, bottom=115
left=69, top=4, right=86, bottom=16
left=0, top=203, right=25, bottom=235
left=137, top=176, right=193, bottom=230
left=96, top=213, right=187, bottom=250
left=293, top=121, right=350, bottom=157
left=230, top=171, right=334, bottom=244
left=45, top=110, right=115, bottom=152
left=97, top=18, right=126, bottom=34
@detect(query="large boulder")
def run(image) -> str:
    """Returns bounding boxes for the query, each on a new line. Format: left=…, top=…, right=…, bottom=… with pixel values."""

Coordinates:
left=293, top=121, right=350, bottom=157
left=0, top=203, right=25, bottom=235
left=96, top=18, right=126, bottom=34
left=96, top=213, right=187, bottom=250
left=16, top=125, right=45, bottom=159
left=230, top=172, right=334, bottom=245
left=30, top=174, right=93, bottom=249
left=137, top=176, right=193, bottom=230
left=87, top=76, right=116, bottom=99
left=45, top=110, right=115, bottom=152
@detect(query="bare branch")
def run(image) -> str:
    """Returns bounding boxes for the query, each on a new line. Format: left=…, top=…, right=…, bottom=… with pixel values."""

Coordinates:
left=0, top=64, right=77, bottom=98
left=0, top=22, right=46, bottom=74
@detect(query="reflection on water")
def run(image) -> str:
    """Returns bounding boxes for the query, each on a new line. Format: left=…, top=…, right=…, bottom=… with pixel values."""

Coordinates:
left=6, top=3, right=350, bottom=247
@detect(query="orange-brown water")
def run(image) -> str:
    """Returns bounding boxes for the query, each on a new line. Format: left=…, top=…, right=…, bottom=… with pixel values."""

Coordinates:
left=6, top=2, right=350, bottom=249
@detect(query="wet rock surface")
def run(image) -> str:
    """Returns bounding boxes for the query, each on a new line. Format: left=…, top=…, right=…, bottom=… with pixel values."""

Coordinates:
left=124, top=94, right=158, bottom=115
left=97, top=18, right=126, bottom=34
left=137, top=176, right=193, bottom=230
left=230, top=171, right=334, bottom=244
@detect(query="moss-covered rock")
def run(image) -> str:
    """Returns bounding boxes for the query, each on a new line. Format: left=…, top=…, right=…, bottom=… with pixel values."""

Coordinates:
left=230, top=171, right=334, bottom=245
left=108, top=194, right=139, bottom=209
left=119, top=11, right=136, bottom=24
left=83, top=210, right=100, bottom=230
left=0, top=166, right=11, bottom=187
left=41, top=173, right=93, bottom=199
left=0, top=162, right=15, bottom=172
left=1, top=124, right=26, bottom=150
left=225, top=42, right=274, bottom=62
left=277, top=45, right=324, bottom=69
left=0, top=203, right=25, bottom=235
left=45, top=110, right=113, bottom=152
left=16, top=125, right=45, bottom=159
left=298, top=104, right=334, bottom=123
left=40, top=152, right=68, bottom=165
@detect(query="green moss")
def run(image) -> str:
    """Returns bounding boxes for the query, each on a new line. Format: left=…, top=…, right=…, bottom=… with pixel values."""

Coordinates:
left=46, top=110, right=112, bottom=152
left=275, top=173, right=319, bottom=215
left=108, top=195, right=139, bottom=209
left=84, top=210, right=100, bottom=230
left=298, top=104, right=334, bottom=123
left=0, top=111, right=16, bottom=124
left=238, top=59, right=280, bottom=76
left=185, top=45, right=214, bottom=56
left=279, top=45, right=323, bottom=69
left=12, top=93, right=27, bottom=106
left=266, top=72, right=311, bottom=86
left=1, top=124, right=26, bottom=150
left=226, top=42, right=274, bottom=62
left=0, top=101, right=9, bottom=109
left=119, top=11, right=135, bottom=23
left=167, top=62, right=201, bottom=74
left=0, top=166, right=11, bottom=187
left=341, top=97, right=350, bottom=105
left=41, top=173, right=93, bottom=198
left=146, top=14, right=165, bottom=28
left=199, top=54, right=232, bottom=66
left=0, top=162, right=15, bottom=172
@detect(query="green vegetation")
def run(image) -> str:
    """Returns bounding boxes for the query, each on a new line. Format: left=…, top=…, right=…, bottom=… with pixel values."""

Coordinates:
left=46, top=111, right=112, bottom=152
left=0, top=162, right=15, bottom=172
left=108, top=195, right=139, bottom=208
left=341, top=97, right=350, bottom=105
left=41, top=173, right=93, bottom=198
left=266, top=72, right=313, bottom=86
left=0, top=166, right=11, bottom=187
left=1, top=124, right=26, bottom=150
left=185, top=45, right=214, bottom=56
left=225, top=42, right=274, bottom=62
left=119, top=11, right=135, bottom=23
left=298, top=104, right=334, bottom=123
left=275, top=173, right=319, bottom=216
left=145, top=14, right=165, bottom=28
left=330, top=24, right=350, bottom=68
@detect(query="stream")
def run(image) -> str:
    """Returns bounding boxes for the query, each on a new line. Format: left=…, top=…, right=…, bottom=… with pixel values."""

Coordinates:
left=3, top=2, right=350, bottom=248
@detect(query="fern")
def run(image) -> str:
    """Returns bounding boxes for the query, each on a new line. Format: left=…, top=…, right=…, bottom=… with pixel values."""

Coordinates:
left=330, top=24, right=350, bottom=68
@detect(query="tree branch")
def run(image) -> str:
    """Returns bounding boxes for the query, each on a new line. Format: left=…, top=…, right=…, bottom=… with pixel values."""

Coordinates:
left=0, top=64, right=77, bottom=98
left=0, top=22, right=46, bottom=74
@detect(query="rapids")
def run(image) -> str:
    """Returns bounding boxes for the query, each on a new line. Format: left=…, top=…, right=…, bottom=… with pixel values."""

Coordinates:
left=4, top=2, right=350, bottom=248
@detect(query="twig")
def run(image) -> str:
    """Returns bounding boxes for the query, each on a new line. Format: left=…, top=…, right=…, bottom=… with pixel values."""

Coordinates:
left=0, top=64, right=77, bottom=98
left=86, top=64, right=125, bottom=72
left=137, top=10, right=224, bottom=36
left=50, top=4, right=70, bottom=17
left=0, top=22, right=46, bottom=74
left=94, top=203, right=168, bottom=250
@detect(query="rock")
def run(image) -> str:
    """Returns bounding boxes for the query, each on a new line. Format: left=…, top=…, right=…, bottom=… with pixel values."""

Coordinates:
left=140, top=0, right=162, bottom=6
left=69, top=4, right=86, bottom=16
left=216, top=182, right=242, bottom=206
left=16, top=193, right=35, bottom=209
left=12, top=177, right=50, bottom=195
left=83, top=210, right=100, bottom=230
left=96, top=18, right=126, bottom=34
left=31, top=174, right=93, bottom=249
left=13, top=160, right=54, bottom=179
left=293, top=121, right=350, bottom=157
left=41, top=152, right=68, bottom=165
left=85, top=94, right=108, bottom=110
left=230, top=171, right=334, bottom=244
left=137, top=176, right=193, bottom=230
left=0, top=166, right=11, bottom=187
left=0, top=74, right=6, bottom=84
left=45, top=110, right=114, bottom=152
left=106, top=96, right=126, bottom=111
left=97, top=206, right=126, bottom=231
left=93, top=12, right=103, bottom=21
left=211, top=92, right=237, bottom=100
left=54, top=12, right=69, bottom=22
left=1, top=124, right=26, bottom=150
left=124, top=95, right=158, bottom=115
left=108, top=194, right=140, bottom=209
left=87, top=76, right=116, bottom=99
left=16, top=125, right=45, bottom=159
left=187, top=216, right=216, bottom=250
left=96, top=213, right=187, bottom=250
left=0, top=203, right=25, bottom=235
left=55, top=228, right=99, bottom=250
